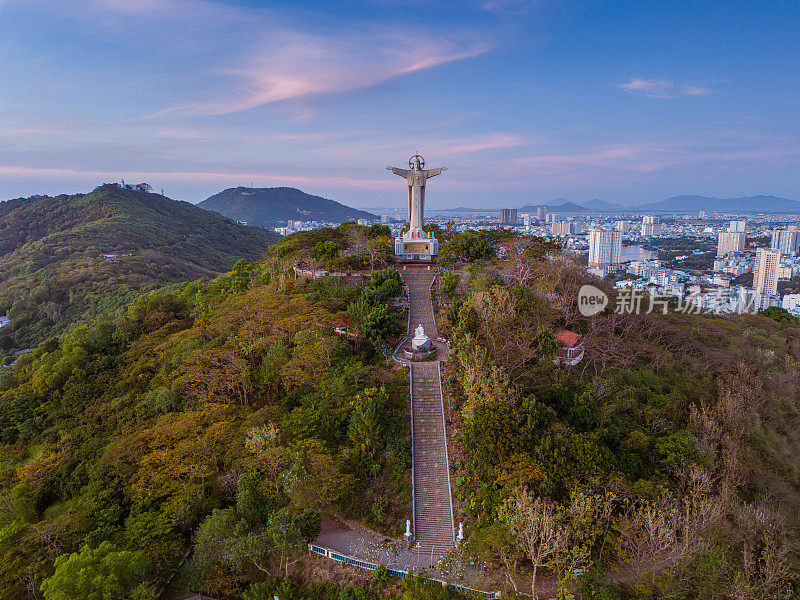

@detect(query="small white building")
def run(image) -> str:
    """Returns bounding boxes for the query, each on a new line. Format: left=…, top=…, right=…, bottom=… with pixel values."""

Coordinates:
left=782, top=294, right=800, bottom=316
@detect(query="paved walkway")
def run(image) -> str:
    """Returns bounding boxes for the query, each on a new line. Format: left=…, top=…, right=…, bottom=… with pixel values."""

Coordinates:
left=313, top=266, right=456, bottom=569
left=398, top=266, right=456, bottom=557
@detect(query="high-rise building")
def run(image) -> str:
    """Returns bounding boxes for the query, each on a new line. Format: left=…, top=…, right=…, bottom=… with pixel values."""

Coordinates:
left=614, top=220, right=628, bottom=232
left=522, top=213, right=532, bottom=227
left=717, top=231, right=746, bottom=256
left=754, top=248, right=780, bottom=295
left=500, top=208, right=518, bottom=225
left=552, top=221, right=578, bottom=236
left=728, top=220, right=747, bottom=233
left=588, top=228, right=622, bottom=269
left=536, top=206, right=547, bottom=220
left=640, top=215, right=661, bottom=237
left=770, top=227, right=799, bottom=256
left=546, top=212, right=561, bottom=224
left=699, top=211, right=707, bottom=218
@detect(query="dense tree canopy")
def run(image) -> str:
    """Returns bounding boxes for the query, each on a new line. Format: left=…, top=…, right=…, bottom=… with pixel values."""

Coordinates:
left=0, top=257, right=409, bottom=599
left=0, top=184, right=279, bottom=352
left=440, top=236, right=800, bottom=599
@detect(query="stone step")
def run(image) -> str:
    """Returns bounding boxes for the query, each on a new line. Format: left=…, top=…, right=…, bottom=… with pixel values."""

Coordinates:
left=401, top=268, right=454, bottom=550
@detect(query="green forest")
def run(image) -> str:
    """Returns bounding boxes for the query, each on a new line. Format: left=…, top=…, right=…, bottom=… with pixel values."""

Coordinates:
left=438, top=236, right=800, bottom=599
left=0, top=253, right=414, bottom=599
left=0, top=224, right=799, bottom=599
left=0, top=185, right=280, bottom=352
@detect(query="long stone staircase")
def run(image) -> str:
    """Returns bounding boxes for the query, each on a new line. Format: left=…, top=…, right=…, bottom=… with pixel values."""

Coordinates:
left=399, top=267, right=455, bottom=556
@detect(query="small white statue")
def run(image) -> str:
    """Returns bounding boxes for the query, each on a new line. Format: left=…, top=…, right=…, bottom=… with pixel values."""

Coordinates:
left=411, top=323, right=431, bottom=351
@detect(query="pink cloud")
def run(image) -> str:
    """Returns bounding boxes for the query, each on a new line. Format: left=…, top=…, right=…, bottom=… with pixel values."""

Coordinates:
left=0, top=165, right=394, bottom=190
left=682, top=85, right=712, bottom=96
left=515, top=144, right=667, bottom=171
left=617, top=78, right=714, bottom=98
left=618, top=78, right=673, bottom=96
left=181, top=34, right=488, bottom=116
left=437, top=133, right=527, bottom=155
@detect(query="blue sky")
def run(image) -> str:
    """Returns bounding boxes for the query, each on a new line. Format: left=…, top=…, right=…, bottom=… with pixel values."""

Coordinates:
left=0, top=0, right=798, bottom=208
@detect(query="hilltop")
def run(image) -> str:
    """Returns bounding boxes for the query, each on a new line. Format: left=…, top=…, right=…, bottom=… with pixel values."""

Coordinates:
left=0, top=230, right=798, bottom=599
left=0, top=184, right=280, bottom=350
left=198, top=186, right=378, bottom=227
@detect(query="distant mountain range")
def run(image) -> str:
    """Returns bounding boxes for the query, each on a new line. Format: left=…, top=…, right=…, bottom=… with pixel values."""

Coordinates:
left=634, top=195, right=800, bottom=213
left=0, top=184, right=280, bottom=350
left=199, top=187, right=378, bottom=226
left=516, top=195, right=800, bottom=214
left=520, top=201, right=592, bottom=213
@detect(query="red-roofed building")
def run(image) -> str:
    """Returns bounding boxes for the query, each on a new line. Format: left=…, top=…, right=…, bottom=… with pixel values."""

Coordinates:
left=554, top=330, right=584, bottom=366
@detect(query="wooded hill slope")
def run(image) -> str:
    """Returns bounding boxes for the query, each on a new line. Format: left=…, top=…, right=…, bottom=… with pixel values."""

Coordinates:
left=436, top=234, right=800, bottom=599
left=198, top=187, right=377, bottom=227
left=0, top=259, right=410, bottom=599
left=0, top=184, right=280, bottom=351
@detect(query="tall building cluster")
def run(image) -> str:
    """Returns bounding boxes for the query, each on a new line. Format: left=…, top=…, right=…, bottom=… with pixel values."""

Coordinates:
left=499, top=208, right=518, bottom=225
left=770, top=226, right=799, bottom=256
left=640, top=215, right=661, bottom=237
left=552, top=220, right=583, bottom=236
left=754, top=247, right=781, bottom=296
left=588, top=228, right=622, bottom=269
left=717, top=220, right=747, bottom=256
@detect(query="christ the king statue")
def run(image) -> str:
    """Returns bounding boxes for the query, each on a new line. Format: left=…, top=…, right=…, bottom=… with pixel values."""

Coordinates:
left=387, top=154, right=445, bottom=261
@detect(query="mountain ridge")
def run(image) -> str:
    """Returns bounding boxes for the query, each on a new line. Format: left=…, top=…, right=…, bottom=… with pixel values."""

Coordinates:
left=198, top=186, right=378, bottom=226
left=0, top=183, right=280, bottom=350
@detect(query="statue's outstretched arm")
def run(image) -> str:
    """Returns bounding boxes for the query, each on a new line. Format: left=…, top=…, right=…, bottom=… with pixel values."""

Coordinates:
left=424, top=167, right=445, bottom=178
left=387, top=167, right=411, bottom=177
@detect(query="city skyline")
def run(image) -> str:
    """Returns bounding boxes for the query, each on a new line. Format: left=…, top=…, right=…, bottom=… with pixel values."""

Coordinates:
left=1, top=0, right=798, bottom=207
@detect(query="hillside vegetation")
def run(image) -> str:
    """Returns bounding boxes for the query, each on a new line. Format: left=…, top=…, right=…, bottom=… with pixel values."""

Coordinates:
left=199, top=187, right=378, bottom=227
left=3, top=226, right=800, bottom=599
left=0, top=184, right=280, bottom=351
left=0, top=259, right=410, bottom=599
left=438, top=235, right=800, bottom=599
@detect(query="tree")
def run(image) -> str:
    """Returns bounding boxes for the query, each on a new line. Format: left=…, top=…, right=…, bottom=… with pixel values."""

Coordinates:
left=442, top=271, right=459, bottom=300
left=362, top=304, right=394, bottom=343
left=313, top=240, right=341, bottom=261
left=237, top=472, right=271, bottom=525
left=348, top=228, right=387, bottom=271
left=347, top=387, right=387, bottom=456
left=40, top=542, right=153, bottom=600
left=759, top=306, right=798, bottom=323
left=263, top=510, right=305, bottom=576
left=497, top=488, right=569, bottom=599
left=401, top=575, right=458, bottom=600
left=368, top=224, right=391, bottom=239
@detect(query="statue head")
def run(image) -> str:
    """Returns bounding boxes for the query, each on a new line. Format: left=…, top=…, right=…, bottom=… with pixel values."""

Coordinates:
left=409, top=154, right=425, bottom=170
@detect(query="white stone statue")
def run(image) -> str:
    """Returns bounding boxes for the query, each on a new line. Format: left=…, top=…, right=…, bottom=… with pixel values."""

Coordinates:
left=387, top=155, right=445, bottom=236
left=411, top=323, right=431, bottom=351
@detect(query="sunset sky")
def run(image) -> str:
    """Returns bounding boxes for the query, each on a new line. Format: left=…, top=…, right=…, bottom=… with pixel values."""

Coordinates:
left=1, top=0, right=798, bottom=207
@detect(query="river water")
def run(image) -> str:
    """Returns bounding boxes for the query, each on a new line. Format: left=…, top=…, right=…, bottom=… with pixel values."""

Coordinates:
left=620, top=245, right=656, bottom=261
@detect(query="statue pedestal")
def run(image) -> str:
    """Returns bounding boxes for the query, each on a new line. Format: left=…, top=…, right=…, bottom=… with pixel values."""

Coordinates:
left=394, top=228, right=438, bottom=262
left=395, top=235, right=438, bottom=262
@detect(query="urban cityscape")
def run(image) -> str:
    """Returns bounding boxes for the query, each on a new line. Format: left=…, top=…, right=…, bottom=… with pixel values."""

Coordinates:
left=268, top=205, right=800, bottom=316
left=2, top=1, right=800, bottom=600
